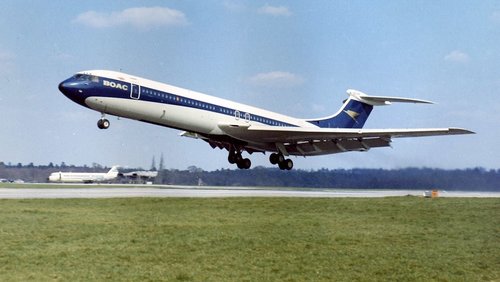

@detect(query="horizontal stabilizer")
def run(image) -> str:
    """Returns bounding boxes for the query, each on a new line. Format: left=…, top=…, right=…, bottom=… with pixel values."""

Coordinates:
left=347, top=89, right=434, bottom=106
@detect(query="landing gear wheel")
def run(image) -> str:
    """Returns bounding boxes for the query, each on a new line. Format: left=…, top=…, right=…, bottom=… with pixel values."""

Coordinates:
left=270, top=153, right=278, bottom=164
left=237, top=158, right=251, bottom=169
left=97, top=119, right=110, bottom=129
left=228, top=153, right=237, bottom=164
left=270, top=153, right=285, bottom=165
left=278, top=159, right=293, bottom=170
left=228, top=150, right=242, bottom=164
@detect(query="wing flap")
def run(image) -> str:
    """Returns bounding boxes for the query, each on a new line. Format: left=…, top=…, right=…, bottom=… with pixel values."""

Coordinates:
left=284, top=137, right=392, bottom=156
left=218, top=123, right=474, bottom=144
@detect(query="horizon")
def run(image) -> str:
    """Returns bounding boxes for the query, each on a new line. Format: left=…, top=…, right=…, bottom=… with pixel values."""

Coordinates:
left=1, top=160, right=496, bottom=172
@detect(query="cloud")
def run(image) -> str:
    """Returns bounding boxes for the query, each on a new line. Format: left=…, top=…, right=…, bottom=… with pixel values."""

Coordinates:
left=247, top=71, right=304, bottom=88
left=74, top=7, right=188, bottom=29
left=444, top=50, right=470, bottom=63
left=258, top=4, right=292, bottom=17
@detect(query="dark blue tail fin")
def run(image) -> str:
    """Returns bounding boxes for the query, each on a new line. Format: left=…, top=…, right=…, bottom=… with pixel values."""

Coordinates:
left=307, top=99, right=373, bottom=129
left=306, top=89, right=433, bottom=129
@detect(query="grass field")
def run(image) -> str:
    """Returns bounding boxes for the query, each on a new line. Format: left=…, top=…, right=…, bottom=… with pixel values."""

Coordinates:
left=0, top=197, right=498, bottom=281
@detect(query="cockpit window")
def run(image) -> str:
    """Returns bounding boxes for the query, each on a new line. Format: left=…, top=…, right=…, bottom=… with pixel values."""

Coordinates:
left=73, top=74, right=86, bottom=80
left=73, top=74, right=99, bottom=83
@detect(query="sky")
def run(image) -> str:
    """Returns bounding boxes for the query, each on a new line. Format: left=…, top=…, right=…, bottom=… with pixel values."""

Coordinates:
left=0, top=1, right=499, bottom=171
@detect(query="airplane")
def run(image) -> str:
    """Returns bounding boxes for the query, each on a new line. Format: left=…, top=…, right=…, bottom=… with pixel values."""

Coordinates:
left=118, top=170, right=158, bottom=184
left=119, top=170, right=158, bottom=179
left=58, top=70, right=474, bottom=170
left=48, top=166, right=119, bottom=183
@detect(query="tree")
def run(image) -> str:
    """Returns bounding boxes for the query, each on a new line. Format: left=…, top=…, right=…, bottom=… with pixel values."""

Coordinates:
left=158, top=153, right=164, bottom=171
left=150, top=156, right=157, bottom=171
left=187, top=166, right=203, bottom=173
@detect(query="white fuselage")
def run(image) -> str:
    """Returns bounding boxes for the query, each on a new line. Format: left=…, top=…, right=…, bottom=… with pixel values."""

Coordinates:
left=48, top=166, right=119, bottom=183
left=48, top=172, right=115, bottom=183
left=81, top=70, right=316, bottom=137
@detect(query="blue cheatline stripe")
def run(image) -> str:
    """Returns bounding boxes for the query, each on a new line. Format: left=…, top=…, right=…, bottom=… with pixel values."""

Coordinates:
left=96, top=76, right=298, bottom=128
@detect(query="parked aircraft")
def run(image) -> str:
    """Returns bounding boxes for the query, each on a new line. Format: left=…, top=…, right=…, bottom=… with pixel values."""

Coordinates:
left=116, top=170, right=158, bottom=184
left=119, top=171, right=158, bottom=179
left=48, top=166, right=119, bottom=183
left=58, top=70, right=473, bottom=170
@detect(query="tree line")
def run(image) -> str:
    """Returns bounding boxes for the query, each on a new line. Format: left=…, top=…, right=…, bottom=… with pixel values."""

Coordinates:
left=1, top=162, right=498, bottom=191
left=160, top=166, right=499, bottom=191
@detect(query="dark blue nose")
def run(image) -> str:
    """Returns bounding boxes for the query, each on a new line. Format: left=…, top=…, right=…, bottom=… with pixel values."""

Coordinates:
left=58, top=81, right=66, bottom=93
left=58, top=79, right=88, bottom=107
left=58, top=80, right=77, bottom=98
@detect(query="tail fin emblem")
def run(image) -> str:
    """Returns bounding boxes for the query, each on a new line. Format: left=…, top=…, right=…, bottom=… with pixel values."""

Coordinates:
left=343, top=110, right=360, bottom=123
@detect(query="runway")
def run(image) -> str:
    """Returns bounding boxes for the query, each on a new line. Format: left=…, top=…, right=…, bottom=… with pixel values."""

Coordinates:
left=0, top=185, right=498, bottom=199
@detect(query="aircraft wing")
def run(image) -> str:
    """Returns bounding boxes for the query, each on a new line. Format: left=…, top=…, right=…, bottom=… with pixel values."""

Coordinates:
left=215, top=123, right=474, bottom=156
left=218, top=123, right=474, bottom=143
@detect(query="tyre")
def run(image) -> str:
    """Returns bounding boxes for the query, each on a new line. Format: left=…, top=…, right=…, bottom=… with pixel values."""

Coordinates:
left=102, top=119, right=110, bottom=129
left=278, top=159, right=293, bottom=170
left=237, top=158, right=251, bottom=169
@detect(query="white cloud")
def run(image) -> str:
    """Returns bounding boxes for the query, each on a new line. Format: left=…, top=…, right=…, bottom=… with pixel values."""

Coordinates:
left=258, top=4, right=292, bottom=17
left=74, top=7, right=188, bottom=29
left=247, top=71, right=304, bottom=88
left=444, top=50, right=470, bottom=63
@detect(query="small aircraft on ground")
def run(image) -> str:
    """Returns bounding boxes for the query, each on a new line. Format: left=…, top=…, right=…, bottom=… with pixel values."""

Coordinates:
left=48, top=166, right=119, bottom=183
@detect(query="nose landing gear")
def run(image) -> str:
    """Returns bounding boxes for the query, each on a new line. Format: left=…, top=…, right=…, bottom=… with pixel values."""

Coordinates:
left=97, top=114, right=110, bottom=129
left=97, top=113, right=110, bottom=129
left=97, top=118, right=110, bottom=129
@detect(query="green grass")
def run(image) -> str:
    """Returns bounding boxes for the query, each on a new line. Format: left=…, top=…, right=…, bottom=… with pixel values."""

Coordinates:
left=0, top=197, right=498, bottom=281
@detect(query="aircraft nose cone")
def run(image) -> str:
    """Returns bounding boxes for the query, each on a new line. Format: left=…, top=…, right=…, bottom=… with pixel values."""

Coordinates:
left=58, top=80, right=73, bottom=94
left=58, top=80, right=82, bottom=97
left=58, top=79, right=88, bottom=106
left=58, top=81, right=66, bottom=93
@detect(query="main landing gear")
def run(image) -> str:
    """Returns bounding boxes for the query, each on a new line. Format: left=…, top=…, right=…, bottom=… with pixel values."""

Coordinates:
left=227, top=149, right=293, bottom=170
left=269, top=153, right=293, bottom=170
left=228, top=149, right=251, bottom=170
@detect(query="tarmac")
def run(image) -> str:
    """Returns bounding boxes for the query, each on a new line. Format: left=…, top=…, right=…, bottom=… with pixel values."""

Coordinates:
left=0, top=185, right=498, bottom=199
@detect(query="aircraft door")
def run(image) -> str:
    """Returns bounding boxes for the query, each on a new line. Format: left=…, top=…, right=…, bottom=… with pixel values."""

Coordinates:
left=130, top=84, right=141, bottom=100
